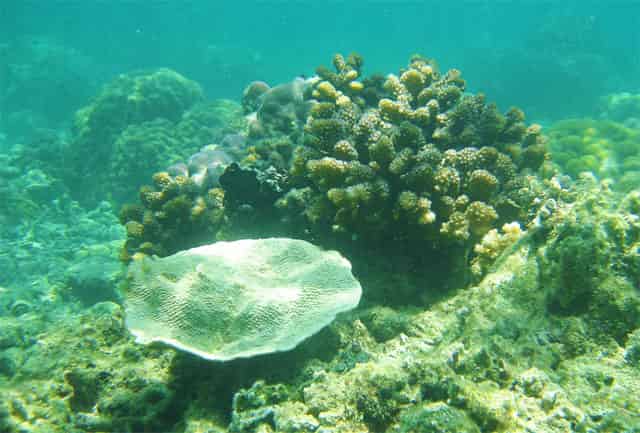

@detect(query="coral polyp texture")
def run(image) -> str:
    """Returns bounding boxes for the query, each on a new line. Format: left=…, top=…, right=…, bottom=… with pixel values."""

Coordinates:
left=279, top=54, right=548, bottom=252
left=125, top=238, right=362, bottom=361
left=118, top=155, right=228, bottom=261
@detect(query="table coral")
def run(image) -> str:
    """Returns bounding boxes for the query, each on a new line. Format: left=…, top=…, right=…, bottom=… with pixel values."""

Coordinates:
left=125, top=238, right=362, bottom=361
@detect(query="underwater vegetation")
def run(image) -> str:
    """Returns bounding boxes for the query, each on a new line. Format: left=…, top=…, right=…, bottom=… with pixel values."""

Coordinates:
left=1, top=50, right=640, bottom=433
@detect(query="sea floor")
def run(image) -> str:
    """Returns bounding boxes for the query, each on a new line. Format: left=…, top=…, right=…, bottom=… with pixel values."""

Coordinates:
left=1, top=176, right=639, bottom=433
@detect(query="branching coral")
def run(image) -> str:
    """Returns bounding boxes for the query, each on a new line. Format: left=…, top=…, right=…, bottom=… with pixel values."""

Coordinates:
left=278, top=54, right=548, bottom=260
left=119, top=158, right=228, bottom=261
left=120, top=54, right=551, bottom=288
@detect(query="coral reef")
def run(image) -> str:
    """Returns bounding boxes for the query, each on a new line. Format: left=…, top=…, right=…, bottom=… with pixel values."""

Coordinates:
left=63, top=68, right=243, bottom=205
left=470, top=221, right=524, bottom=279
left=275, top=54, right=548, bottom=287
left=119, top=156, right=291, bottom=262
left=223, top=179, right=640, bottom=433
left=0, top=145, right=123, bottom=296
left=37, top=52, right=634, bottom=432
left=3, top=178, right=640, bottom=432
left=540, top=178, right=640, bottom=343
left=118, top=121, right=292, bottom=260
left=0, top=37, right=98, bottom=140
left=73, top=68, right=203, bottom=137
left=240, top=78, right=312, bottom=171
left=119, top=53, right=552, bottom=292
left=119, top=165, right=227, bottom=260
left=547, top=118, right=640, bottom=191
left=0, top=302, right=180, bottom=433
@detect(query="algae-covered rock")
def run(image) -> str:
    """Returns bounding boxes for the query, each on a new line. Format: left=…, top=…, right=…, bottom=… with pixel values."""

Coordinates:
left=3, top=179, right=640, bottom=432
left=625, top=328, right=640, bottom=366
left=125, top=238, right=362, bottom=361
left=397, top=402, right=480, bottom=433
left=65, top=255, right=123, bottom=306
left=360, top=306, right=412, bottom=343
left=218, top=180, right=640, bottom=433
left=0, top=350, right=18, bottom=378
left=540, top=178, right=640, bottom=344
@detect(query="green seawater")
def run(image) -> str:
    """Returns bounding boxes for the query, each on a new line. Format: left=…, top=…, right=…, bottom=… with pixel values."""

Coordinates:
left=1, top=2, right=640, bottom=432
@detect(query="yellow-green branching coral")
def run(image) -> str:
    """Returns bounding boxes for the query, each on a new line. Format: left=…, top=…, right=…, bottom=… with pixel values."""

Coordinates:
left=307, top=157, right=350, bottom=190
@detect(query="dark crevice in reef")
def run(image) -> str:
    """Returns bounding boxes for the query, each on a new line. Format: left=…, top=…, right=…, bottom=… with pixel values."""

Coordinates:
left=167, top=324, right=342, bottom=424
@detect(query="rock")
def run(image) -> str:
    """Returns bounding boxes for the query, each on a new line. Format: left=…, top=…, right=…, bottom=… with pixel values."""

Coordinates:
left=0, top=351, right=17, bottom=378
left=65, top=256, right=123, bottom=306
left=398, top=402, right=480, bottom=433
left=8, top=300, right=32, bottom=317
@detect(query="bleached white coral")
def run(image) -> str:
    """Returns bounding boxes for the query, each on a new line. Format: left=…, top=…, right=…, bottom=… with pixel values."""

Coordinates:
left=125, top=238, right=362, bottom=361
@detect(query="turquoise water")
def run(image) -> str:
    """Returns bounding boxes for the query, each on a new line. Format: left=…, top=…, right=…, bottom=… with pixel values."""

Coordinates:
left=1, top=2, right=640, bottom=432
left=3, top=1, right=639, bottom=125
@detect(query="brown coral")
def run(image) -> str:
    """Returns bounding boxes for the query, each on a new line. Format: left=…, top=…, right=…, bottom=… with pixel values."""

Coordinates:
left=280, top=53, right=548, bottom=271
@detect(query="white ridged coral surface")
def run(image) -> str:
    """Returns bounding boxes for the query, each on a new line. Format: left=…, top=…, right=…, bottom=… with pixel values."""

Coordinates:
left=125, top=238, right=362, bottom=361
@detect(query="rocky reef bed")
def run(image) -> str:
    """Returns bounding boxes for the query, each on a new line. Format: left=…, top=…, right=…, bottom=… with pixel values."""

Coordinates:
left=1, top=178, right=639, bottom=433
left=1, top=53, right=640, bottom=433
